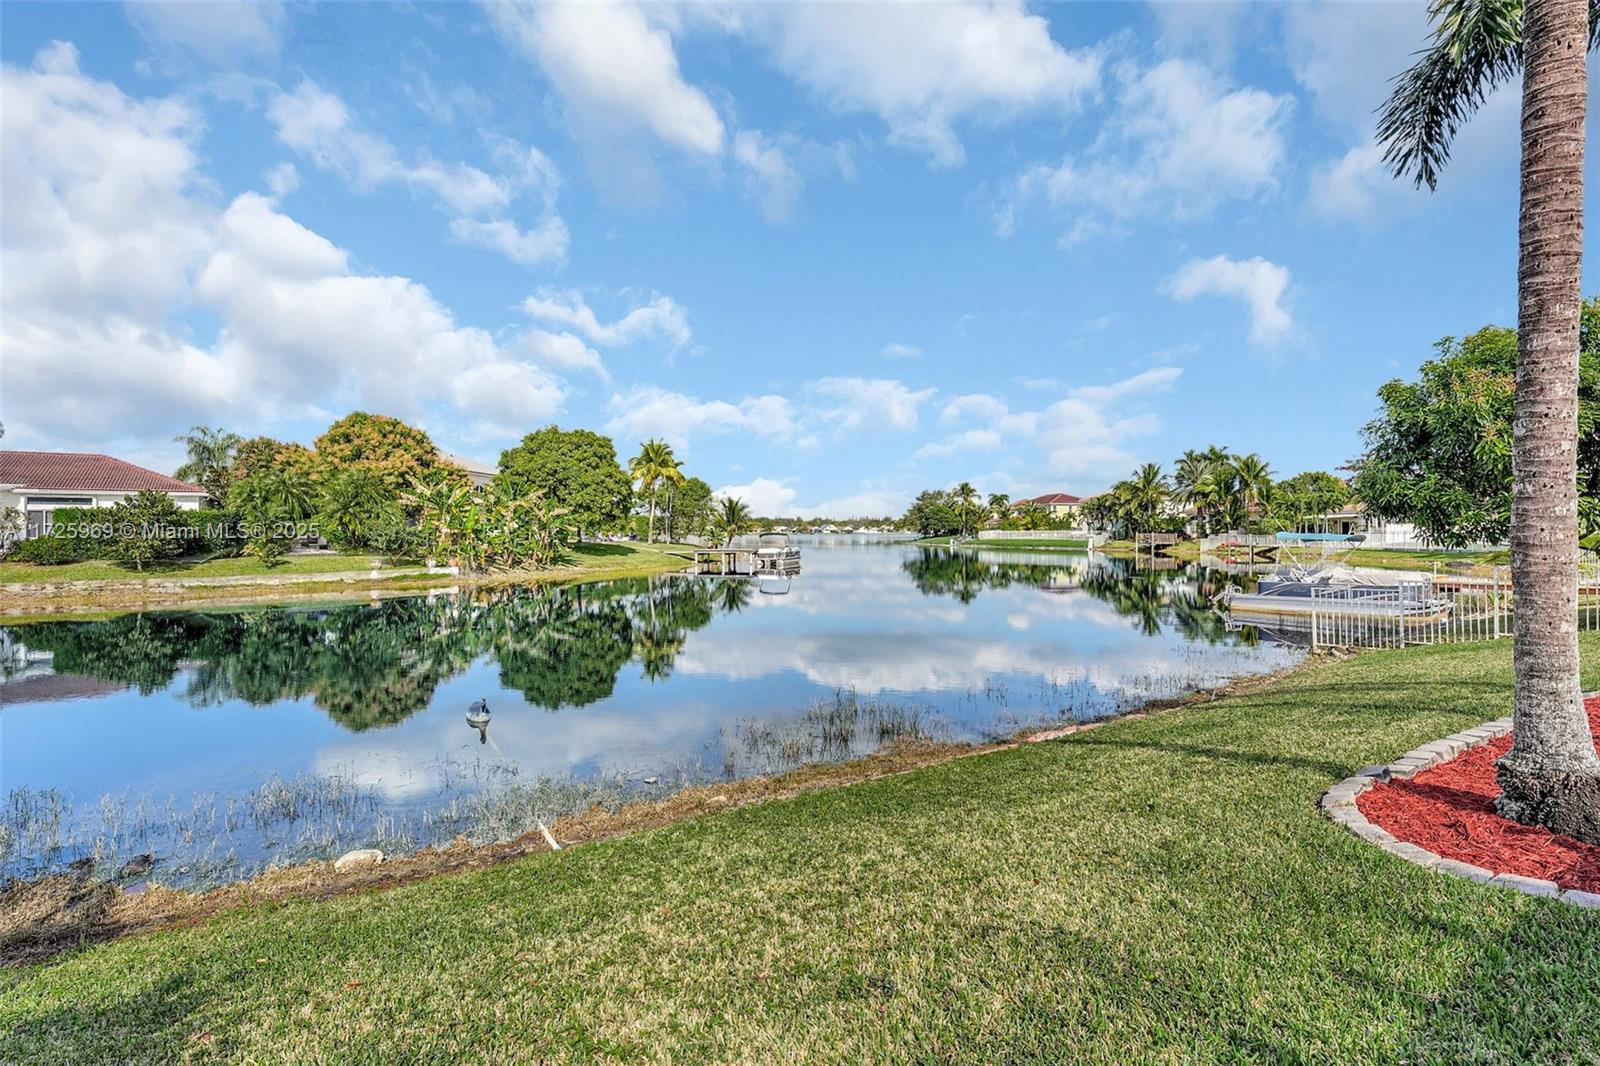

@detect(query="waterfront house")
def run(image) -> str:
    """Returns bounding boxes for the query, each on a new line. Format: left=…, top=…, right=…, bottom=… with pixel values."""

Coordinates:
left=1293, top=501, right=1439, bottom=550
left=1013, top=492, right=1082, bottom=519
left=0, top=451, right=206, bottom=539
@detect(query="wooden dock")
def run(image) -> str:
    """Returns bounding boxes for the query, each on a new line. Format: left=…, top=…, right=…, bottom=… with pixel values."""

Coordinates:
left=690, top=548, right=801, bottom=576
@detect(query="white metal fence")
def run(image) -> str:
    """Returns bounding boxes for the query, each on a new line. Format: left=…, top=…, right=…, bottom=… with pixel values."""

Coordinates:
left=976, top=529, right=1091, bottom=541
left=1299, top=564, right=1600, bottom=650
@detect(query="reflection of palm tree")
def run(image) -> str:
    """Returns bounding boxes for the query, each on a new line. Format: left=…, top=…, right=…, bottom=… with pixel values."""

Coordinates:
left=711, top=577, right=754, bottom=613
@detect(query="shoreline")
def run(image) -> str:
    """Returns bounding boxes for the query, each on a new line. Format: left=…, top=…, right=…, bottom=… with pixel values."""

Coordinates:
left=0, top=659, right=1306, bottom=967
left=0, top=545, right=695, bottom=620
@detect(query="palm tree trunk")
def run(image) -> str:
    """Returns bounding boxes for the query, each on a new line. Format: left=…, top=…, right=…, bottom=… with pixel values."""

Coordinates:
left=647, top=489, right=657, bottom=544
left=1495, top=0, right=1600, bottom=844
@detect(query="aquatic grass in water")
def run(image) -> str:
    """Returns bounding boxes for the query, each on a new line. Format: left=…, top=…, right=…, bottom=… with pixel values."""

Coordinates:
left=725, top=689, right=947, bottom=777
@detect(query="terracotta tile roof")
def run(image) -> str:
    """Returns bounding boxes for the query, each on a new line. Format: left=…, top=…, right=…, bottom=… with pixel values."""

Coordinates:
left=0, top=451, right=204, bottom=494
left=1021, top=492, right=1082, bottom=506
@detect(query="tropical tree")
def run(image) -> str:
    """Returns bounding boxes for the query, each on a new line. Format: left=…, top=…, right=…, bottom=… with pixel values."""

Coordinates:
left=406, top=475, right=571, bottom=574
left=173, top=426, right=242, bottom=506
left=673, top=477, right=715, bottom=543
left=1123, top=463, right=1171, bottom=532
left=315, top=412, right=454, bottom=492
left=496, top=426, right=632, bottom=542
left=1270, top=471, right=1353, bottom=532
left=1232, top=453, right=1275, bottom=519
left=715, top=495, right=752, bottom=545
left=901, top=489, right=958, bottom=536
left=1355, top=311, right=1599, bottom=544
left=1380, top=0, right=1599, bottom=840
left=953, top=482, right=980, bottom=535
left=106, top=491, right=185, bottom=571
left=231, top=436, right=315, bottom=483
left=318, top=467, right=397, bottom=549
left=227, top=476, right=299, bottom=566
left=987, top=493, right=1011, bottom=523
left=628, top=438, right=682, bottom=543
left=1015, top=501, right=1049, bottom=531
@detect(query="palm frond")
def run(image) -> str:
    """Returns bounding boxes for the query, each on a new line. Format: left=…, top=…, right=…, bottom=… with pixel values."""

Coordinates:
left=1378, top=0, right=1600, bottom=190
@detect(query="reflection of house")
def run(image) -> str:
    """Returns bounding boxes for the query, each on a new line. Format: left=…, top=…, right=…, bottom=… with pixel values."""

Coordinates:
left=1295, top=502, right=1432, bottom=548
left=440, top=452, right=497, bottom=487
left=0, top=451, right=206, bottom=539
left=1014, top=492, right=1082, bottom=519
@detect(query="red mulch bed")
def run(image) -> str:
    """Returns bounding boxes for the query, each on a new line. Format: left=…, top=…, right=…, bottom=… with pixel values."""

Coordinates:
left=1355, top=696, right=1600, bottom=892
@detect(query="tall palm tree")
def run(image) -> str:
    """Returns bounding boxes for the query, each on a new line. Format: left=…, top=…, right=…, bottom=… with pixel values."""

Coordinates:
left=628, top=439, right=679, bottom=543
left=987, top=492, right=1010, bottom=523
left=1381, top=0, right=1599, bottom=840
left=953, top=481, right=980, bottom=535
left=174, top=425, right=242, bottom=507
left=659, top=454, right=687, bottom=543
left=715, top=496, right=752, bottom=545
left=1231, top=453, right=1274, bottom=523
left=1126, top=463, right=1170, bottom=531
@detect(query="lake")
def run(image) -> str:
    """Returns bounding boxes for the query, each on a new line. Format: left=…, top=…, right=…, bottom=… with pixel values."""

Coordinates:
left=1, top=539, right=1303, bottom=887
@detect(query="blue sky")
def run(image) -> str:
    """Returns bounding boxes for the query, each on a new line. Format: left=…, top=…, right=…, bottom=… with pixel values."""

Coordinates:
left=1, top=1, right=1593, bottom=517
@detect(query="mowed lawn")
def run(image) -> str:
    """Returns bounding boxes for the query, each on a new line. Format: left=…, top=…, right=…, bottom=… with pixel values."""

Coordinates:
left=4, top=639, right=1599, bottom=1063
left=0, top=541, right=692, bottom=586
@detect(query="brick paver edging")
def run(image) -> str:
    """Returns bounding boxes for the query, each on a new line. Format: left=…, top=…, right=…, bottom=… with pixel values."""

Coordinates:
left=1320, top=693, right=1600, bottom=909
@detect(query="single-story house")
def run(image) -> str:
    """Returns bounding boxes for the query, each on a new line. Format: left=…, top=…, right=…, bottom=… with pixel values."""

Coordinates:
left=440, top=452, right=497, bottom=487
left=0, top=451, right=207, bottom=540
left=1013, top=492, right=1082, bottom=519
left=1294, top=501, right=1436, bottom=549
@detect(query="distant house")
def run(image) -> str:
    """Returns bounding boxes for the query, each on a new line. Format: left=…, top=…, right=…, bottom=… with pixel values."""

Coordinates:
left=0, top=451, right=207, bottom=539
left=440, top=452, right=497, bottom=487
left=1294, top=501, right=1435, bottom=549
left=1013, top=492, right=1082, bottom=519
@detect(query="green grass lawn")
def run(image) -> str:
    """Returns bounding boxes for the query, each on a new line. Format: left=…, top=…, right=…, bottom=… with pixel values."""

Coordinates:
left=4, top=639, right=1598, bottom=1063
left=962, top=536, right=1089, bottom=550
left=0, top=541, right=695, bottom=586
left=1095, top=538, right=1510, bottom=574
left=0, top=551, right=399, bottom=584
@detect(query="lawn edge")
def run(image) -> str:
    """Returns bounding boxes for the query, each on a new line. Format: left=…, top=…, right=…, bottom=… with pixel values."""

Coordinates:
left=2, top=658, right=1308, bottom=968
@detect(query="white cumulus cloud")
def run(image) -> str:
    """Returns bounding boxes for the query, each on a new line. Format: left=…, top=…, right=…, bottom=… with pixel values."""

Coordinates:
left=267, top=80, right=569, bottom=265
left=811, top=377, right=936, bottom=433
left=1164, top=255, right=1293, bottom=347
left=522, top=288, right=691, bottom=350
left=1002, top=58, right=1290, bottom=241
left=605, top=386, right=794, bottom=454
left=483, top=0, right=725, bottom=157
left=1, top=45, right=565, bottom=450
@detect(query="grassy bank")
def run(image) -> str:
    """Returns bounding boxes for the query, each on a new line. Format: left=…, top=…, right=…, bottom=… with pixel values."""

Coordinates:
left=0, top=542, right=694, bottom=619
left=1096, top=538, right=1510, bottom=573
left=0, top=550, right=403, bottom=584
left=5, top=639, right=1598, bottom=1062
left=962, top=536, right=1089, bottom=550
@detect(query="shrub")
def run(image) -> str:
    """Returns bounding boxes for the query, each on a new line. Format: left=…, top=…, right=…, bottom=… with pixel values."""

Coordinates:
left=187, top=508, right=238, bottom=555
left=7, top=536, right=79, bottom=565
left=106, top=491, right=185, bottom=571
left=45, top=507, right=116, bottom=558
left=370, top=521, right=424, bottom=565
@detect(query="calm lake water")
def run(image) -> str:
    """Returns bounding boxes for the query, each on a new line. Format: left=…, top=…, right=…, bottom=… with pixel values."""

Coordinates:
left=1, top=539, right=1302, bottom=887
